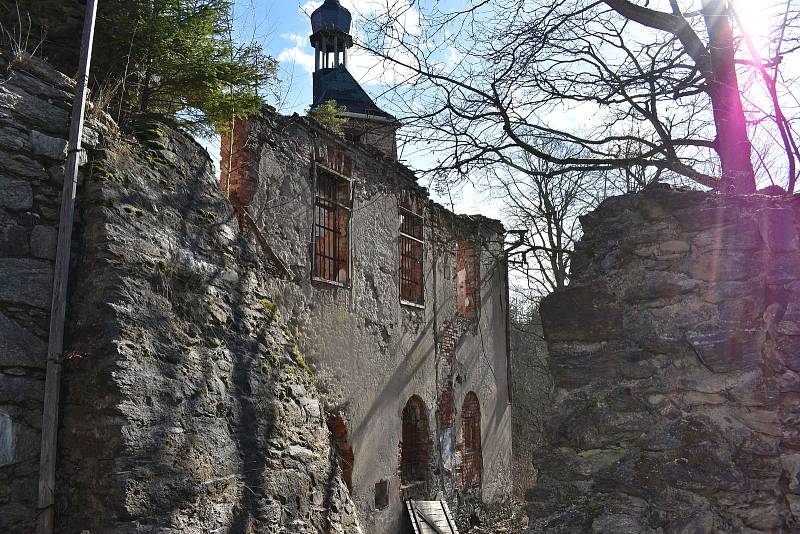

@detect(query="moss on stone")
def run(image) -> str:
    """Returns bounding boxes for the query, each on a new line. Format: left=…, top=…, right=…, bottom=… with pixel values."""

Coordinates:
left=197, top=208, right=219, bottom=224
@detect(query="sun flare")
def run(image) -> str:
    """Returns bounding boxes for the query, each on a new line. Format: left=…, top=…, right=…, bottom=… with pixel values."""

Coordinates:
left=731, top=0, right=776, bottom=56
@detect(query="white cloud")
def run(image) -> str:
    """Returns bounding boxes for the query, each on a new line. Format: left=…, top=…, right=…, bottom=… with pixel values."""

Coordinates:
left=277, top=32, right=315, bottom=74
left=300, top=1, right=322, bottom=16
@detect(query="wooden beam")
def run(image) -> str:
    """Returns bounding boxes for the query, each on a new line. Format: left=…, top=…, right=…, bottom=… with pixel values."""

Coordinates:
left=36, top=1, right=98, bottom=532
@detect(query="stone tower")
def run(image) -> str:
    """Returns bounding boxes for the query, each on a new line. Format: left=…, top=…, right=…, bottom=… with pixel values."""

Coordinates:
left=309, top=0, right=400, bottom=160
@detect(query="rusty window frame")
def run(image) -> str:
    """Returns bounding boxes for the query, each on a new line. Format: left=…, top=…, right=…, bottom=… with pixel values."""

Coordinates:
left=399, top=204, right=424, bottom=307
left=312, top=162, right=353, bottom=286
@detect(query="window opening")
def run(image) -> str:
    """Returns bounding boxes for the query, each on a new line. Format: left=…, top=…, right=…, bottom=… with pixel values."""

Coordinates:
left=456, top=240, right=478, bottom=318
left=313, top=165, right=352, bottom=284
left=460, top=392, right=482, bottom=488
left=399, top=200, right=424, bottom=305
left=400, top=395, right=432, bottom=485
left=327, top=414, right=355, bottom=491
left=374, top=480, right=389, bottom=509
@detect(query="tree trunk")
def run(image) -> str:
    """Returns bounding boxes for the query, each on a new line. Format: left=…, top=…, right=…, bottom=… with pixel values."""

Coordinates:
left=702, top=0, right=756, bottom=194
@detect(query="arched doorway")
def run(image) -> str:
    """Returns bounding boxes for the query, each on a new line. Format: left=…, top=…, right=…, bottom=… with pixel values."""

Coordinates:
left=327, top=414, right=354, bottom=491
left=460, top=392, right=482, bottom=488
left=400, top=395, right=432, bottom=489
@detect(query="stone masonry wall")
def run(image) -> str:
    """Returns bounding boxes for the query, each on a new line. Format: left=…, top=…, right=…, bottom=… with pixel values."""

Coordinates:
left=533, top=185, right=800, bottom=533
left=0, top=52, right=107, bottom=532
left=0, top=54, right=362, bottom=533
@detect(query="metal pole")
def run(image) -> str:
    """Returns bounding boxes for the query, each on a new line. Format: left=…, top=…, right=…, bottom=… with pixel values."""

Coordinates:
left=36, top=1, right=98, bottom=532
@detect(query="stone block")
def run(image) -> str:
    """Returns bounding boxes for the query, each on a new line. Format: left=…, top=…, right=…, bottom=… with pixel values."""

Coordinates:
left=0, top=83, right=69, bottom=133
left=674, top=205, right=741, bottom=231
left=0, top=223, right=29, bottom=256
left=766, top=252, right=800, bottom=283
left=686, top=329, right=765, bottom=373
left=757, top=207, right=798, bottom=252
left=0, top=258, right=53, bottom=308
left=692, top=220, right=762, bottom=251
left=29, top=225, right=57, bottom=260
left=541, top=285, right=622, bottom=343
left=30, top=130, right=67, bottom=160
left=0, top=411, right=14, bottom=466
left=0, top=149, right=46, bottom=179
left=0, top=177, right=33, bottom=211
left=623, top=272, right=699, bottom=302
left=688, top=250, right=763, bottom=282
left=0, top=310, right=47, bottom=368
left=592, top=513, right=643, bottom=534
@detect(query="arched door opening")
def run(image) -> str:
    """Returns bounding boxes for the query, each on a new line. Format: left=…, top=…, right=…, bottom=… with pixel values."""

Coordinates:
left=460, top=392, right=482, bottom=488
left=327, top=414, right=354, bottom=491
left=400, top=395, right=432, bottom=490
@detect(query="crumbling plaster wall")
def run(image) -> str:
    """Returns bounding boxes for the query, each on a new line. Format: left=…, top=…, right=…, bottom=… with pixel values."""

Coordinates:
left=224, top=112, right=513, bottom=533
left=0, top=54, right=362, bottom=533
left=533, top=185, right=800, bottom=533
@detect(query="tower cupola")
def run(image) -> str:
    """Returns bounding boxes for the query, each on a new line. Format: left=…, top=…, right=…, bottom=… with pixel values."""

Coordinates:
left=310, top=0, right=353, bottom=70
left=308, top=0, right=400, bottom=160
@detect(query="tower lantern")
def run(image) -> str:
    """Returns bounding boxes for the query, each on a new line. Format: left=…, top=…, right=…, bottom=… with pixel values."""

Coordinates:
left=310, top=0, right=353, bottom=70
left=308, top=0, right=400, bottom=160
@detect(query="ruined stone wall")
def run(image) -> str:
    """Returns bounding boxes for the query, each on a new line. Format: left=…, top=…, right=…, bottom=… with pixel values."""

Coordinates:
left=533, top=185, right=800, bottom=533
left=0, top=52, right=108, bottom=532
left=0, top=54, right=362, bottom=533
left=226, top=111, right=513, bottom=533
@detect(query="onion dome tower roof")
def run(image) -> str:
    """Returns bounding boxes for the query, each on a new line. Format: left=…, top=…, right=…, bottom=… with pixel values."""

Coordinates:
left=311, top=0, right=352, bottom=35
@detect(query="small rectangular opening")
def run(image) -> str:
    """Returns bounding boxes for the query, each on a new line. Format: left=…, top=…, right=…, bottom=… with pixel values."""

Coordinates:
left=375, top=479, right=389, bottom=509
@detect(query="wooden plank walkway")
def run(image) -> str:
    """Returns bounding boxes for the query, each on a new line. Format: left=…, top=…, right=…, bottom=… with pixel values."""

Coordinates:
left=406, top=500, right=459, bottom=534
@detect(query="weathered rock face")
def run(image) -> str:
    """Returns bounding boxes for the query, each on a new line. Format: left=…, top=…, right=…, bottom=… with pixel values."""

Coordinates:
left=0, top=54, right=361, bottom=533
left=534, top=186, right=800, bottom=533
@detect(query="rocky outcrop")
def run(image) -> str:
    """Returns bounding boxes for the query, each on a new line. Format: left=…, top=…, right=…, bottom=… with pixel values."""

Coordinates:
left=533, top=186, right=800, bottom=533
left=0, top=53, right=361, bottom=533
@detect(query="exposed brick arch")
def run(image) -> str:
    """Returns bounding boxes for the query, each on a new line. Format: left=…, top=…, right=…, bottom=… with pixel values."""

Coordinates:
left=460, top=391, right=482, bottom=488
left=400, top=395, right=433, bottom=488
left=327, top=414, right=355, bottom=491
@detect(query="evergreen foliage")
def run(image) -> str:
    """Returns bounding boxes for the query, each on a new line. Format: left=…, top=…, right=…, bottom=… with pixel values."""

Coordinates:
left=93, top=0, right=276, bottom=135
left=307, top=100, right=348, bottom=136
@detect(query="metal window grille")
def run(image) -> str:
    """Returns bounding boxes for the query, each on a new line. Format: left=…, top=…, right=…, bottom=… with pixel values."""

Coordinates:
left=399, top=206, right=424, bottom=304
left=313, top=166, right=352, bottom=284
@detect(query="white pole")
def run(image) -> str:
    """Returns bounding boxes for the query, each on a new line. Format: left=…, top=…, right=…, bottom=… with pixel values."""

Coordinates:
left=37, top=1, right=98, bottom=533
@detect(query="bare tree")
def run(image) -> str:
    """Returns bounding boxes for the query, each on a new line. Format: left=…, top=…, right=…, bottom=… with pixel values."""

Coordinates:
left=360, top=0, right=800, bottom=195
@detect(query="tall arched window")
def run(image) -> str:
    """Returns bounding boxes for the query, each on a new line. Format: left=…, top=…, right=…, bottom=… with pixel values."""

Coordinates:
left=460, top=392, right=482, bottom=488
left=400, top=395, right=432, bottom=485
